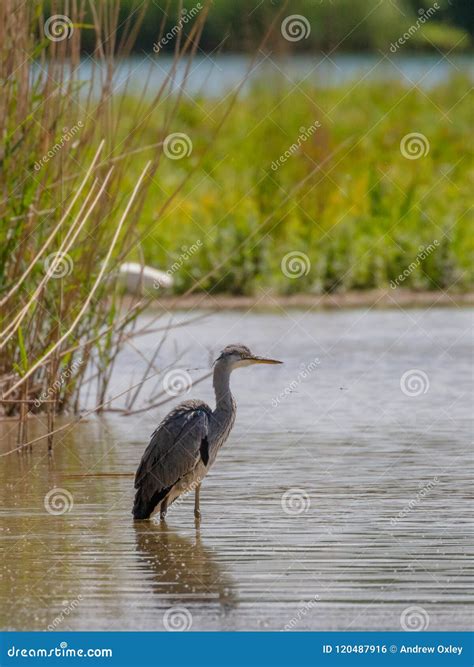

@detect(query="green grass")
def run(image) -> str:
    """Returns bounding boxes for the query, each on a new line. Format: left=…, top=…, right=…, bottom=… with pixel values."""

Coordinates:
left=121, top=75, right=473, bottom=295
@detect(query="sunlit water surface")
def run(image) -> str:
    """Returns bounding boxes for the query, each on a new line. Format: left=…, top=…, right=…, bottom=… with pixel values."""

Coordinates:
left=1, top=308, right=472, bottom=631
left=59, top=54, right=473, bottom=97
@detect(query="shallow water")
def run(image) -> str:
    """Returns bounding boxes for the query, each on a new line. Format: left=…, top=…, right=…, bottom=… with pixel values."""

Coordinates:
left=1, top=307, right=472, bottom=631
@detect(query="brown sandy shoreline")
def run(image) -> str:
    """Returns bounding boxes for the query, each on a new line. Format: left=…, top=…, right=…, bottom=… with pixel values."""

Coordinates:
left=151, top=289, right=474, bottom=311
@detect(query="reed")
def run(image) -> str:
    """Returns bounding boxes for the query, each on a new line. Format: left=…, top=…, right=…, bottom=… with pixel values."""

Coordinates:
left=0, top=0, right=211, bottom=440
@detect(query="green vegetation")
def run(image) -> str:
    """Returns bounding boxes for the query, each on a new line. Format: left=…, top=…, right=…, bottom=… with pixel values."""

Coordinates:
left=61, top=0, right=472, bottom=54
left=122, top=75, right=473, bottom=295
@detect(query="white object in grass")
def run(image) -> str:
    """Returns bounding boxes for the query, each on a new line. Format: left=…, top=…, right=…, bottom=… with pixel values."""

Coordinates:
left=118, top=262, right=173, bottom=293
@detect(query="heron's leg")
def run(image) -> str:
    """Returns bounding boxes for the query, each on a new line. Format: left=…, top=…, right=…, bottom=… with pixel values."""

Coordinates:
left=194, top=483, right=201, bottom=519
left=160, top=496, right=168, bottom=522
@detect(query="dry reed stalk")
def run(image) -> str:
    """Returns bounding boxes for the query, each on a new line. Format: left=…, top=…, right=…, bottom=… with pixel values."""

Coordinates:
left=0, top=142, right=105, bottom=308
left=0, top=172, right=106, bottom=346
left=3, top=162, right=150, bottom=399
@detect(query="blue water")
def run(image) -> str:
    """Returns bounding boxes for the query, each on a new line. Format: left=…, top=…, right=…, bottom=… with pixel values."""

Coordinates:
left=68, top=53, right=473, bottom=97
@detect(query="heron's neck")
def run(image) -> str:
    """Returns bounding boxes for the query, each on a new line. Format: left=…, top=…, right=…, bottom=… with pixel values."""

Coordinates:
left=210, top=365, right=237, bottom=450
left=212, top=365, right=233, bottom=414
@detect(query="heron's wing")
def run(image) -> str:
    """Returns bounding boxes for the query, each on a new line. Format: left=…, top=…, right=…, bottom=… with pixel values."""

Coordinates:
left=134, top=400, right=211, bottom=494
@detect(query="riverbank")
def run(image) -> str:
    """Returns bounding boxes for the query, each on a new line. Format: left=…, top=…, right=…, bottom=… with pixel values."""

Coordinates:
left=151, top=290, right=474, bottom=311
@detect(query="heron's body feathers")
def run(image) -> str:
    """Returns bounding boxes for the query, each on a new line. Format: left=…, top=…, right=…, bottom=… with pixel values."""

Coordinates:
left=133, top=400, right=212, bottom=519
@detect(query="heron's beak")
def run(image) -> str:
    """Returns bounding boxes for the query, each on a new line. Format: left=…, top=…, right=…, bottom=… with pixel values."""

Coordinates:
left=247, top=356, right=283, bottom=365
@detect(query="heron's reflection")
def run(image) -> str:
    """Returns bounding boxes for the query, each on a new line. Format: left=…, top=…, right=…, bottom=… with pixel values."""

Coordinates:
left=134, top=522, right=235, bottom=613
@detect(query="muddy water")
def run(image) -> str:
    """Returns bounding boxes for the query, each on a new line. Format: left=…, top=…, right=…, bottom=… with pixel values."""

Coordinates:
left=0, top=308, right=472, bottom=631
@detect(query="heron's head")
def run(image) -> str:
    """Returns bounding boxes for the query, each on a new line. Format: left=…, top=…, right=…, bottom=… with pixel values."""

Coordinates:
left=214, top=344, right=282, bottom=371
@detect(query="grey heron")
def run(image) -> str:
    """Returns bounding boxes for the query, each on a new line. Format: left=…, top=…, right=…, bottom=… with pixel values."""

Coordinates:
left=132, top=344, right=282, bottom=521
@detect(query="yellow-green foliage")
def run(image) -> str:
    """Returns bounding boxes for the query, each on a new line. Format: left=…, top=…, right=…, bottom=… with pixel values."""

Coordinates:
left=118, top=75, right=473, bottom=295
